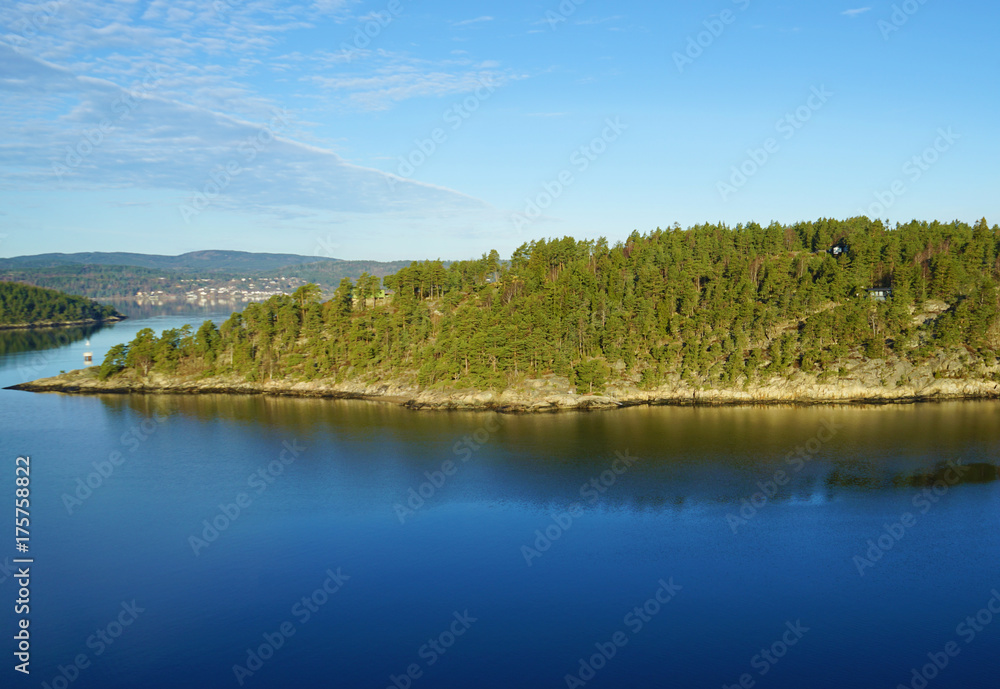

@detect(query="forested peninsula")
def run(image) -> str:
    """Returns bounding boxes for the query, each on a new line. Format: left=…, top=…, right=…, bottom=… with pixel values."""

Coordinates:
left=0, top=281, right=124, bottom=329
left=14, top=218, right=1000, bottom=409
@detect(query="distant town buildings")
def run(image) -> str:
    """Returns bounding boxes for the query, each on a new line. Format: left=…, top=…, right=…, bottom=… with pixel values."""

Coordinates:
left=133, top=276, right=308, bottom=306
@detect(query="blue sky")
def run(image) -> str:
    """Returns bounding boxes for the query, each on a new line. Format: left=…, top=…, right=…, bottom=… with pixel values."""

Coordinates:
left=1, top=0, right=997, bottom=261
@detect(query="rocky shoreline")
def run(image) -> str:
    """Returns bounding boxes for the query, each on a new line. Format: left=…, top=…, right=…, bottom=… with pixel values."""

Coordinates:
left=0, top=315, right=127, bottom=330
left=8, top=352, right=1000, bottom=412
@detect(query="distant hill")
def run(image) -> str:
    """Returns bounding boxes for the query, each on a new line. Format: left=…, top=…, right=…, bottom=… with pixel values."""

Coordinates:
left=0, top=251, right=418, bottom=299
left=0, top=264, right=204, bottom=300
left=266, top=259, right=414, bottom=284
left=0, top=250, right=344, bottom=274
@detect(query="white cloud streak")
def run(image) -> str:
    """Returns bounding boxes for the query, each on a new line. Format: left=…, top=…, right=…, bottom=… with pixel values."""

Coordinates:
left=0, top=44, right=488, bottom=219
left=452, top=16, right=494, bottom=27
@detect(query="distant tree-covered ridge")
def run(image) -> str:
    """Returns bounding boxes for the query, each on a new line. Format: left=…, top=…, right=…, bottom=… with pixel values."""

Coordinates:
left=0, top=281, right=123, bottom=327
left=98, top=218, right=1000, bottom=393
left=0, top=264, right=192, bottom=300
left=1, top=260, right=414, bottom=300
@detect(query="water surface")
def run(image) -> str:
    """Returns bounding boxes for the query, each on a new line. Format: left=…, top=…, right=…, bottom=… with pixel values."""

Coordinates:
left=1, top=313, right=998, bottom=689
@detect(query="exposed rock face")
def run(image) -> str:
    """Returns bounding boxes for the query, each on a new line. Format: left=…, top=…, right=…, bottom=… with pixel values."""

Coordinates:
left=9, top=351, right=1000, bottom=412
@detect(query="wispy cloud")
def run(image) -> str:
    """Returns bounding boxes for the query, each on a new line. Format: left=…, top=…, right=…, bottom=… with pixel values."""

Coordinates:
left=0, top=0, right=527, bottom=251
left=452, top=16, right=493, bottom=27
left=305, top=53, right=523, bottom=110
left=0, top=45, right=487, bottom=219
left=841, top=7, right=872, bottom=17
left=575, top=16, right=623, bottom=26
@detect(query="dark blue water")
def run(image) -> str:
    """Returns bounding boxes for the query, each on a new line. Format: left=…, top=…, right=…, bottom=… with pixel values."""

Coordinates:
left=1, top=310, right=999, bottom=689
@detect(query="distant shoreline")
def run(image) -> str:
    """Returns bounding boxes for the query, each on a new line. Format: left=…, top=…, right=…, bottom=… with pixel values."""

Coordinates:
left=0, top=315, right=127, bottom=331
left=8, top=365, right=999, bottom=412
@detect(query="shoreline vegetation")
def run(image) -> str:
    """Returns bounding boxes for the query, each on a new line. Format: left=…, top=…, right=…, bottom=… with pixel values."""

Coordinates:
left=11, top=218, right=1000, bottom=412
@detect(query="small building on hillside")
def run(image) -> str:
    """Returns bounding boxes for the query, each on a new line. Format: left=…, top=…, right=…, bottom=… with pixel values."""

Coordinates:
left=866, top=287, right=893, bottom=301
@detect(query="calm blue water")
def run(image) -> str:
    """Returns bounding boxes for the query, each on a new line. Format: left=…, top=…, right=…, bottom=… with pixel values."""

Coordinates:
left=1, top=308, right=999, bottom=689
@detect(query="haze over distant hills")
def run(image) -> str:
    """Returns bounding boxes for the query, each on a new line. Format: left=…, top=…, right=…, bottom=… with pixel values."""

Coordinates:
left=1, top=250, right=344, bottom=274
left=0, top=250, right=416, bottom=300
